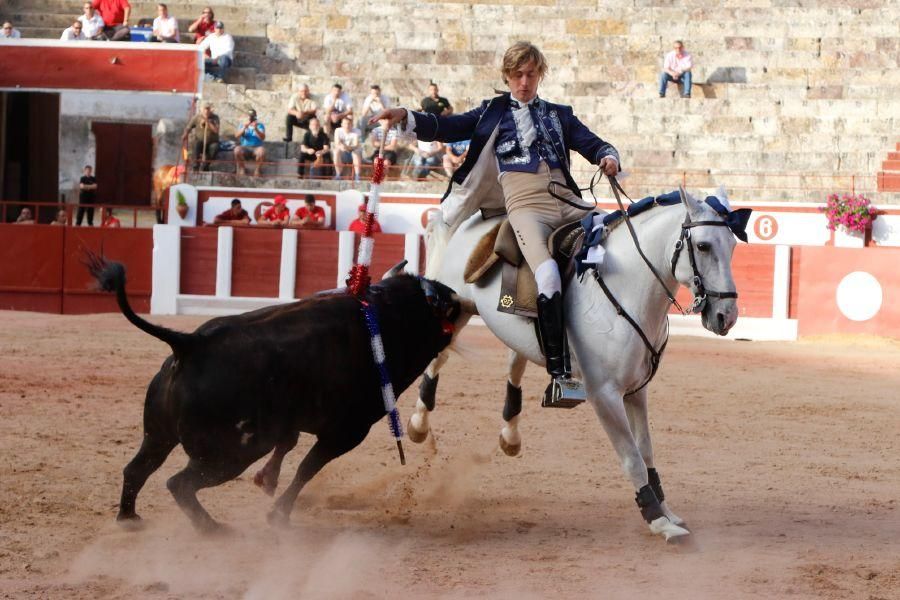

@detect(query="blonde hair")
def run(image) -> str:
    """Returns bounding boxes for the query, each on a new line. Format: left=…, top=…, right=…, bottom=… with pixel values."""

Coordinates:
left=501, top=41, right=549, bottom=84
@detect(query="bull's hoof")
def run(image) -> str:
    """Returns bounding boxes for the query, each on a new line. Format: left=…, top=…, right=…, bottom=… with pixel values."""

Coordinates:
left=267, top=508, right=290, bottom=528
left=648, top=516, right=691, bottom=542
left=253, top=469, right=277, bottom=496
left=198, top=519, right=234, bottom=537
left=498, top=433, right=521, bottom=457
left=115, top=512, right=144, bottom=531
left=406, top=419, right=429, bottom=444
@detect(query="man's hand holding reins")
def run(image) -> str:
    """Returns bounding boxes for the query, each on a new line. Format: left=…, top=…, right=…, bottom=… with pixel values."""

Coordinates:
left=599, top=156, right=619, bottom=177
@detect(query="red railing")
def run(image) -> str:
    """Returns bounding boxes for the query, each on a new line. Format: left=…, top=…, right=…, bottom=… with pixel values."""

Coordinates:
left=0, top=201, right=163, bottom=228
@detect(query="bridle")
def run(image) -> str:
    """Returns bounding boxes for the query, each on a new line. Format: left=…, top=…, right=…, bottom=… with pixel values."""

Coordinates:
left=670, top=210, right=740, bottom=315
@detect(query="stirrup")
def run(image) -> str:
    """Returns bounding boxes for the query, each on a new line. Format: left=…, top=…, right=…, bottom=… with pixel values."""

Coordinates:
left=541, top=376, right=586, bottom=409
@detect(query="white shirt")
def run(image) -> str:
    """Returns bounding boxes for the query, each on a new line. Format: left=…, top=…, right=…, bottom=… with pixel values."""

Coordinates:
left=78, top=14, right=105, bottom=38
left=1, top=28, right=21, bottom=39
left=663, top=50, right=693, bottom=74
left=335, top=127, right=361, bottom=151
left=152, top=15, right=179, bottom=41
left=60, top=26, right=86, bottom=40
left=199, top=32, right=235, bottom=60
left=361, top=93, right=390, bottom=116
left=510, top=94, right=538, bottom=149
left=324, top=92, right=352, bottom=115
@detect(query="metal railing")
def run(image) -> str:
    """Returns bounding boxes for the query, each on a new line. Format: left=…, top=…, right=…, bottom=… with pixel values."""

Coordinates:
left=0, top=201, right=164, bottom=228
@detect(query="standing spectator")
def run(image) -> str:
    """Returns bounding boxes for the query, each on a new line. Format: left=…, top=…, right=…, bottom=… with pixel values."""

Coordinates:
left=51, top=209, right=68, bottom=226
left=1, top=22, right=22, bottom=39
left=333, top=117, right=362, bottom=181
left=358, top=85, right=390, bottom=139
left=181, top=102, right=220, bottom=171
left=15, top=208, right=35, bottom=224
left=297, top=117, right=331, bottom=179
left=258, top=194, right=290, bottom=226
left=290, top=194, right=325, bottom=228
left=151, top=3, right=179, bottom=43
left=659, top=40, right=693, bottom=98
left=233, top=109, right=266, bottom=177
left=79, top=3, right=106, bottom=40
left=421, top=82, right=452, bottom=116
left=322, top=84, right=353, bottom=137
left=92, top=0, right=131, bottom=42
left=76, top=165, right=98, bottom=226
left=213, top=199, right=250, bottom=225
left=413, top=139, right=444, bottom=180
left=188, top=6, right=215, bottom=44
left=442, top=139, right=469, bottom=177
left=283, top=83, right=318, bottom=142
left=60, top=20, right=86, bottom=40
left=198, top=21, right=234, bottom=82
left=102, top=208, right=121, bottom=228
left=369, top=124, right=400, bottom=175
left=348, top=203, right=381, bottom=234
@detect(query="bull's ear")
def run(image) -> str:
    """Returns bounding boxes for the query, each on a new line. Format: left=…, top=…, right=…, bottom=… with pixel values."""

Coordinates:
left=381, top=260, right=408, bottom=279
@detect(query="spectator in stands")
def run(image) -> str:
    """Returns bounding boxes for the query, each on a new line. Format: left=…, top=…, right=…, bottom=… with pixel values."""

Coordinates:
left=150, top=3, right=179, bottom=43
left=369, top=124, right=400, bottom=174
left=102, top=208, right=121, bottom=228
left=258, top=194, right=290, bottom=226
left=60, top=20, right=87, bottom=40
left=323, top=84, right=353, bottom=137
left=1, top=22, right=22, bottom=39
left=333, top=117, right=362, bottom=181
left=51, top=209, right=68, bottom=226
left=421, top=82, right=452, bottom=116
left=182, top=102, right=220, bottom=171
left=76, top=165, right=98, bottom=226
left=79, top=3, right=106, bottom=40
left=358, top=85, right=390, bottom=139
left=659, top=40, right=693, bottom=98
left=199, top=21, right=234, bottom=83
left=291, top=194, right=325, bottom=228
left=443, top=139, right=469, bottom=177
left=283, top=83, right=318, bottom=143
left=15, top=208, right=35, bottom=224
left=413, top=139, right=445, bottom=180
left=234, top=109, right=266, bottom=177
left=348, top=203, right=381, bottom=234
left=213, top=198, right=251, bottom=225
left=188, top=6, right=215, bottom=44
left=297, top=117, right=331, bottom=179
left=92, top=0, right=131, bottom=41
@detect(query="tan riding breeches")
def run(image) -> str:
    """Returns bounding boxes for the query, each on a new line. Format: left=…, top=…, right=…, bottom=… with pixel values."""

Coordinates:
left=501, top=162, right=591, bottom=272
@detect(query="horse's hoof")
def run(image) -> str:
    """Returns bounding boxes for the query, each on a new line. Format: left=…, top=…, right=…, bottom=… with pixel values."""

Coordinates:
left=498, top=433, right=521, bottom=457
left=253, top=470, right=277, bottom=496
left=407, top=419, right=429, bottom=444
left=660, top=502, right=685, bottom=527
left=649, top=516, right=690, bottom=541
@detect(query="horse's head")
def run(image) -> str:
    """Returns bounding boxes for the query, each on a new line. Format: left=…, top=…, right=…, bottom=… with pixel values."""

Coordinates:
left=672, top=187, right=749, bottom=336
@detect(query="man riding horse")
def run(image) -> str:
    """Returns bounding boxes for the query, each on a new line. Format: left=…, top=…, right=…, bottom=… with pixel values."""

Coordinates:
left=372, top=41, right=620, bottom=405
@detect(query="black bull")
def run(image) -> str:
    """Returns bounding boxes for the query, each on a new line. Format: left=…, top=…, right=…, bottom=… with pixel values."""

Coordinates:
left=88, top=257, right=462, bottom=533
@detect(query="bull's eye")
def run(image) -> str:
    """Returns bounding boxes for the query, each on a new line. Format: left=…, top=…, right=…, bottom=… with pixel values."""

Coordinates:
left=696, top=241, right=711, bottom=252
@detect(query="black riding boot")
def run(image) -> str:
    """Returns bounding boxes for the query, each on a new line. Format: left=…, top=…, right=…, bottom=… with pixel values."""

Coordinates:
left=537, top=292, right=585, bottom=408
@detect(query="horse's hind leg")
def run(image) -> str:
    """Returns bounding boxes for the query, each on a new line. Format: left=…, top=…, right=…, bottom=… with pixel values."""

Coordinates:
left=624, top=388, right=684, bottom=526
left=499, top=350, right=528, bottom=456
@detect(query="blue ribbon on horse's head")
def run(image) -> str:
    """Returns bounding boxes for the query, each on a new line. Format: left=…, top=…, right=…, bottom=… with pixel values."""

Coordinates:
left=703, top=196, right=753, bottom=243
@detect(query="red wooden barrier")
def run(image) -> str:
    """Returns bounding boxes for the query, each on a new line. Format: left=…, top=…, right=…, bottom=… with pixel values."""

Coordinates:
left=295, top=231, right=341, bottom=297
left=180, top=227, right=217, bottom=296
left=232, top=228, right=281, bottom=298
left=0, top=225, right=65, bottom=312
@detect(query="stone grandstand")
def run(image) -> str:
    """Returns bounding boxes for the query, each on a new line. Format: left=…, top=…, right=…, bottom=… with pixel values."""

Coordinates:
left=7, top=0, right=899, bottom=202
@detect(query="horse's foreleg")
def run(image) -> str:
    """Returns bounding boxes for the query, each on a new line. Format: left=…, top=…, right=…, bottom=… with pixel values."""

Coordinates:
left=407, top=350, right=449, bottom=443
left=589, top=388, right=689, bottom=541
left=499, top=350, right=528, bottom=456
left=624, top=388, right=684, bottom=526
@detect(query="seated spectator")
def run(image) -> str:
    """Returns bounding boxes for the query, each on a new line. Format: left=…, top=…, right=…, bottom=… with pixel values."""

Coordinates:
left=297, top=117, right=331, bottom=179
left=290, top=194, right=325, bottom=229
left=182, top=102, right=220, bottom=171
left=358, top=85, right=390, bottom=139
left=348, top=204, right=381, bottom=234
left=151, top=3, right=179, bottom=43
left=92, top=0, right=131, bottom=41
left=369, top=124, right=400, bottom=174
left=51, top=209, right=68, bottom=226
left=213, top=199, right=250, bottom=225
left=258, top=194, right=290, bottom=226
left=443, top=139, right=469, bottom=177
left=102, top=208, right=121, bottom=228
left=60, top=20, right=87, bottom=40
left=323, top=84, right=353, bottom=137
left=1, top=22, right=21, bottom=39
left=15, top=208, right=34, bottom=224
left=188, top=6, right=215, bottom=45
left=659, top=40, right=693, bottom=98
left=421, top=82, right=452, bottom=116
left=77, top=165, right=98, bottom=226
left=79, top=3, right=106, bottom=39
left=234, top=109, right=266, bottom=177
left=198, top=21, right=234, bottom=82
left=283, top=83, right=318, bottom=143
left=333, top=117, right=362, bottom=181
left=413, top=140, right=444, bottom=180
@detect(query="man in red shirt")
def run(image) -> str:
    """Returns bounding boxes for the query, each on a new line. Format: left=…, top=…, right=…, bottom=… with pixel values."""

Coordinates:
left=291, top=194, right=326, bottom=228
left=92, top=0, right=131, bottom=41
left=102, top=208, right=122, bottom=228
left=213, top=199, right=250, bottom=225
left=348, top=203, right=381, bottom=234
left=258, top=194, right=291, bottom=226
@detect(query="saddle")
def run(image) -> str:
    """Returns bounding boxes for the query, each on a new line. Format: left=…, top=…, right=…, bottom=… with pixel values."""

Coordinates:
left=463, top=218, right=584, bottom=318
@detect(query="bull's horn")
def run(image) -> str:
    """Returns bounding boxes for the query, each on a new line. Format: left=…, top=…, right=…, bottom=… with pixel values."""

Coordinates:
left=382, top=260, right=408, bottom=279
left=452, top=294, right=478, bottom=315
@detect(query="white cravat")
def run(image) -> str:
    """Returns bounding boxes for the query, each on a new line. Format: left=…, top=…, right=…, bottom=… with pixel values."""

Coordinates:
left=511, top=95, right=537, bottom=148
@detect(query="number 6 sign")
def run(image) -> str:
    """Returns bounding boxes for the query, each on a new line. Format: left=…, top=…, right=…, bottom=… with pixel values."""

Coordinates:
left=754, top=214, right=779, bottom=241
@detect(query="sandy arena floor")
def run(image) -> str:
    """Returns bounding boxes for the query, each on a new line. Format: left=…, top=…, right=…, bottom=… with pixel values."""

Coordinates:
left=1, top=310, right=898, bottom=599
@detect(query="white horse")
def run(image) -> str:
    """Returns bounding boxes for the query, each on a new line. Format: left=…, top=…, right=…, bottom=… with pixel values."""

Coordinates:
left=408, top=188, right=744, bottom=541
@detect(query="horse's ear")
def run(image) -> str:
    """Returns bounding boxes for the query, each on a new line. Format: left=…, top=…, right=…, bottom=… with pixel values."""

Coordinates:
left=678, top=186, right=704, bottom=218
left=714, top=185, right=732, bottom=211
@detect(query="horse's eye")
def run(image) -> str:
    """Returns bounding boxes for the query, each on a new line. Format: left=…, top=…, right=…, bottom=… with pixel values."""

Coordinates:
left=696, top=242, right=711, bottom=252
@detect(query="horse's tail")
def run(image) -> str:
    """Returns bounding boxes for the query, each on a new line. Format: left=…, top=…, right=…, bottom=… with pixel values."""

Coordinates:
left=424, top=211, right=450, bottom=280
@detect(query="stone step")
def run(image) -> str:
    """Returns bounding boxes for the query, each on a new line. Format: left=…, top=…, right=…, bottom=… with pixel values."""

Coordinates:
left=883, top=160, right=900, bottom=171
left=877, top=173, right=900, bottom=192
left=889, top=152, right=900, bottom=161
left=8, top=12, right=268, bottom=37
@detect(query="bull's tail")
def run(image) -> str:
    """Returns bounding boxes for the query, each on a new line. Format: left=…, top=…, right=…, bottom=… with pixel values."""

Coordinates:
left=424, top=211, right=450, bottom=280
left=85, top=251, right=191, bottom=355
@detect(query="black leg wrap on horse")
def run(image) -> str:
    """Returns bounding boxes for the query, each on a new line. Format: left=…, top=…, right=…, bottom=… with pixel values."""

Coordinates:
left=635, top=484, right=665, bottom=523
left=647, top=468, right=665, bottom=503
left=502, top=381, right=523, bottom=422
left=418, top=373, right=439, bottom=412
